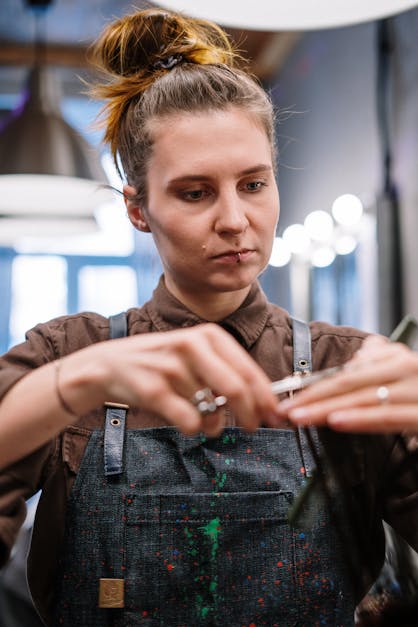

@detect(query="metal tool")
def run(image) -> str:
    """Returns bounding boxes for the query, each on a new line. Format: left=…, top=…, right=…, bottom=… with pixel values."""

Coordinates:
left=271, top=365, right=342, bottom=396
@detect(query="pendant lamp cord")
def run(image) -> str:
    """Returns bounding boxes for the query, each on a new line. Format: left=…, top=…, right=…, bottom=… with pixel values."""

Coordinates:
left=25, top=0, right=54, bottom=66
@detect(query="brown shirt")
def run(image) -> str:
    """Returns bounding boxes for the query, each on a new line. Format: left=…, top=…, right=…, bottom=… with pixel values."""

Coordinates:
left=0, top=278, right=417, bottom=625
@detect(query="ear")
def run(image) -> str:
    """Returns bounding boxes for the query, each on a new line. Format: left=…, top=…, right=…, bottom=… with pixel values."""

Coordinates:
left=123, top=184, right=151, bottom=233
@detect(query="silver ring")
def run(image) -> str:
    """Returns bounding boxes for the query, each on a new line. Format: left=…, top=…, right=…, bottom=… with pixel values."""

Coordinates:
left=191, top=387, right=227, bottom=416
left=376, top=385, right=390, bottom=404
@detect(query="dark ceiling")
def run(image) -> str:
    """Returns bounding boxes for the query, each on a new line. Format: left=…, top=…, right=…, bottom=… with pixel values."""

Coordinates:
left=0, top=0, right=300, bottom=99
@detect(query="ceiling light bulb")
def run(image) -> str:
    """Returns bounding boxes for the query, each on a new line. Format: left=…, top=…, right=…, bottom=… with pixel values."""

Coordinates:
left=282, top=224, right=311, bottom=255
left=332, top=194, right=364, bottom=226
left=304, top=210, right=334, bottom=242
left=311, top=245, right=336, bottom=267
left=335, top=234, right=358, bottom=255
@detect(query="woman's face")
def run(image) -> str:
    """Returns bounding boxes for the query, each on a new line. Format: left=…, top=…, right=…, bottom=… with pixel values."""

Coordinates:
left=126, top=107, right=280, bottom=308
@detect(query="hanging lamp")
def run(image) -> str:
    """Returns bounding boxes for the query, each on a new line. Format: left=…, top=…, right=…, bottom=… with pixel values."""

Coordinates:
left=0, top=0, right=111, bottom=244
left=158, top=0, right=418, bottom=30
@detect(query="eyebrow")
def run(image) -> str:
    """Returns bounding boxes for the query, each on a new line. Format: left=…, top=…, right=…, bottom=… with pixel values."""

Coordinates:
left=167, top=164, right=273, bottom=186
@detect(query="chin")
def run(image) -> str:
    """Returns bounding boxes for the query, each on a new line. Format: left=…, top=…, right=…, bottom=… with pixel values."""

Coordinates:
left=211, top=271, right=258, bottom=293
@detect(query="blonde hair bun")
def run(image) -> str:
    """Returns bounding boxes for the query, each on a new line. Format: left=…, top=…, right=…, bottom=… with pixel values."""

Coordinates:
left=92, top=8, right=239, bottom=78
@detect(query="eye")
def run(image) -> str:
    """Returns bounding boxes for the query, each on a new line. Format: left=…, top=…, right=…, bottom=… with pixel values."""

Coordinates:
left=242, top=180, right=268, bottom=192
left=181, top=189, right=210, bottom=202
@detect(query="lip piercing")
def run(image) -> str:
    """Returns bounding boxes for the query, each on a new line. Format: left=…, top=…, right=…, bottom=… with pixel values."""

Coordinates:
left=236, top=252, right=241, bottom=263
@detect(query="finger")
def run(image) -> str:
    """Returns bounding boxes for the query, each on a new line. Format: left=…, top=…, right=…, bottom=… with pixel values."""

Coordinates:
left=327, top=405, right=418, bottom=433
left=182, top=326, right=277, bottom=430
left=276, top=371, right=374, bottom=417
left=207, top=326, right=280, bottom=425
left=152, top=392, right=203, bottom=435
left=287, top=376, right=418, bottom=427
left=137, top=350, right=203, bottom=400
left=201, top=410, right=226, bottom=438
left=278, top=347, right=418, bottom=416
left=286, top=383, right=394, bottom=426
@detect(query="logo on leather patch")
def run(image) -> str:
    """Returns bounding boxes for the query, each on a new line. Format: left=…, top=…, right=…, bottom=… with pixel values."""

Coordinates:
left=98, top=578, right=124, bottom=608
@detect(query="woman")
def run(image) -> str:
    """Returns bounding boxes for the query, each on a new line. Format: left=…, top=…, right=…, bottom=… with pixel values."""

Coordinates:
left=0, top=8, right=417, bottom=626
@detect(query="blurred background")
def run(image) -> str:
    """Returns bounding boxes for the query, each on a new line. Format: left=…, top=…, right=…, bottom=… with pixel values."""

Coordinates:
left=0, top=0, right=418, bottom=355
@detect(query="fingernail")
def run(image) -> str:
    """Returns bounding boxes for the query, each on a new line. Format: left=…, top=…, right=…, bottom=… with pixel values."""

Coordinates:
left=327, top=411, right=347, bottom=424
left=288, top=408, right=310, bottom=422
left=276, top=399, right=294, bottom=412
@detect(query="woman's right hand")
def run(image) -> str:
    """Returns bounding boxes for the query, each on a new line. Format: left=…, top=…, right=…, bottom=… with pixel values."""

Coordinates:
left=0, top=324, right=281, bottom=468
left=57, top=324, right=282, bottom=434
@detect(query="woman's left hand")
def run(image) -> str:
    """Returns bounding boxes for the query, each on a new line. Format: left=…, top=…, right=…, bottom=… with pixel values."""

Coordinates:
left=276, top=335, right=418, bottom=433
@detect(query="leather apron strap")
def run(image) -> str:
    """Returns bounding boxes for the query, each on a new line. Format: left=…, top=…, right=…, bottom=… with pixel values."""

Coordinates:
left=291, top=317, right=318, bottom=478
left=291, top=317, right=312, bottom=375
left=104, top=312, right=128, bottom=477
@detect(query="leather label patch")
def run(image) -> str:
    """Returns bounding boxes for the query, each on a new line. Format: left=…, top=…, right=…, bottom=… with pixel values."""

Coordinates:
left=98, top=578, right=125, bottom=608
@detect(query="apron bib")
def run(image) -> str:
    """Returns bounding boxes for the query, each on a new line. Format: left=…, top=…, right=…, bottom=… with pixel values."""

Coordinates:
left=52, top=425, right=356, bottom=626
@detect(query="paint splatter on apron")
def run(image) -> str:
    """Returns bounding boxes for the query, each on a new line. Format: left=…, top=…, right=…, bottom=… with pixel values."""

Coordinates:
left=52, top=424, right=356, bottom=626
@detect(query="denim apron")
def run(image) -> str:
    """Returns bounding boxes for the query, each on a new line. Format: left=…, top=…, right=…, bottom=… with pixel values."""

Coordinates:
left=52, top=318, right=357, bottom=626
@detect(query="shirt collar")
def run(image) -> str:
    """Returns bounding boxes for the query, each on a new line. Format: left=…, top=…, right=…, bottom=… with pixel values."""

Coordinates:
left=147, top=276, right=270, bottom=350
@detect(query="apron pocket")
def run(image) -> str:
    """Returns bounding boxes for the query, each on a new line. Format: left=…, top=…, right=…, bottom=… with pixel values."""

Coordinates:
left=124, top=491, right=299, bottom=626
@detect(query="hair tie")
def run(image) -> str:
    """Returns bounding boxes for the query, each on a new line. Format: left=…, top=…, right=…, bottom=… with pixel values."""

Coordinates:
left=153, top=54, right=183, bottom=71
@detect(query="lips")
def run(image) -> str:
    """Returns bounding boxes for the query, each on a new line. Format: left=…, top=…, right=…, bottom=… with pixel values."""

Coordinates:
left=211, top=248, right=254, bottom=262
left=213, top=248, right=251, bottom=258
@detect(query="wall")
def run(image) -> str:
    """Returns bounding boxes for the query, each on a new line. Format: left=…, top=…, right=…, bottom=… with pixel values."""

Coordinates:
left=268, top=7, right=418, bottom=329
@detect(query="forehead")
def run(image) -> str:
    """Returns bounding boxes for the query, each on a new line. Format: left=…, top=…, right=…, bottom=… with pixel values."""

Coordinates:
left=147, top=107, right=273, bottom=177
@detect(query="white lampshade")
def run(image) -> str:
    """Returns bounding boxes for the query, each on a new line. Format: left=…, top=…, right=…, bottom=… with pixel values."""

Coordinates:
left=158, top=0, right=418, bottom=30
left=0, top=66, right=111, bottom=244
left=0, top=175, right=113, bottom=246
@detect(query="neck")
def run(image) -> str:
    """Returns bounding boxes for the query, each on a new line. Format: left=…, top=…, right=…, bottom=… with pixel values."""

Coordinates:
left=164, top=279, right=252, bottom=321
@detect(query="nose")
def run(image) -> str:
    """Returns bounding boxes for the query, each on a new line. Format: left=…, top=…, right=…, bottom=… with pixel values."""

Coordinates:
left=214, top=189, right=249, bottom=235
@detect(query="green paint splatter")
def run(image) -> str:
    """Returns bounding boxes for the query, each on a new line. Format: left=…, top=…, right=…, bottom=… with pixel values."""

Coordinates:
left=195, top=517, right=222, bottom=618
left=196, top=594, right=210, bottom=619
left=184, top=527, right=199, bottom=557
left=214, top=471, right=227, bottom=489
left=200, top=517, right=222, bottom=562
left=222, top=434, right=236, bottom=444
left=201, top=517, right=221, bottom=540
